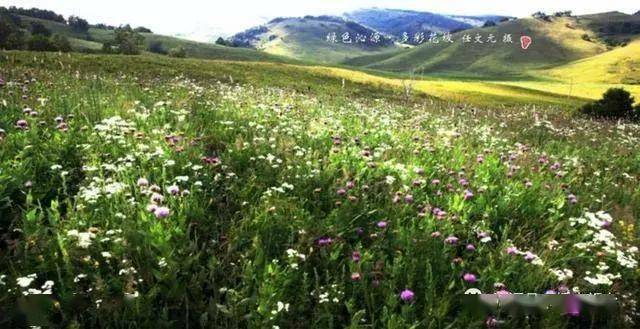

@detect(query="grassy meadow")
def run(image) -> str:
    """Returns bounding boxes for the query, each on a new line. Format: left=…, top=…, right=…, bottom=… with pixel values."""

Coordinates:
left=1, top=51, right=639, bottom=328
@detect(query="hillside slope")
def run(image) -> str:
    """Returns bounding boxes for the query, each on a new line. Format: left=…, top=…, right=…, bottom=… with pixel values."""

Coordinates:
left=229, top=16, right=398, bottom=63
left=363, top=16, right=609, bottom=76
left=17, top=15, right=295, bottom=63
left=540, top=39, right=640, bottom=84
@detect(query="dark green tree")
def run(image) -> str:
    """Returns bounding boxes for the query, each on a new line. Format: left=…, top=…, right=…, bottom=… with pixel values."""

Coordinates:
left=0, top=13, right=25, bottom=49
left=51, top=34, right=72, bottom=52
left=68, top=15, right=89, bottom=32
left=483, top=21, right=496, bottom=27
left=30, top=21, right=51, bottom=36
left=134, top=26, right=152, bottom=33
left=215, top=37, right=227, bottom=46
left=27, top=34, right=56, bottom=51
left=113, top=25, right=144, bottom=55
left=580, top=88, right=637, bottom=120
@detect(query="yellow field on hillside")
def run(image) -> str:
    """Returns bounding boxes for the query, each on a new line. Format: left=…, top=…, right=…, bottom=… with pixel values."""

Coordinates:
left=540, top=40, right=640, bottom=84
left=305, top=66, right=640, bottom=106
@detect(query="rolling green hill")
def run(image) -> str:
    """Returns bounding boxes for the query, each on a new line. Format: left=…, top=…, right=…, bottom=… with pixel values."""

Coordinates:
left=539, top=38, right=640, bottom=84
left=229, top=16, right=399, bottom=64
left=16, top=15, right=297, bottom=63
left=360, top=16, right=611, bottom=77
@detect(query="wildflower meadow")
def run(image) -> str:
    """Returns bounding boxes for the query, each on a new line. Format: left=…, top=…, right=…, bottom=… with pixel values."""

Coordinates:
left=0, top=52, right=639, bottom=328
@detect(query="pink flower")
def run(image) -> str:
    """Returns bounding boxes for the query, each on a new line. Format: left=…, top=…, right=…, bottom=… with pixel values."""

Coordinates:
left=463, top=273, right=477, bottom=283
left=351, top=272, right=361, bottom=281
left=523, top=251, right=537, bottom=262
left=400, top=289, right=414, bottom=302
left=377, top=221, right=387, bottom=229
left=506, top=246, right=518, bottom=255
left=137, top=178, right=149, bottom=187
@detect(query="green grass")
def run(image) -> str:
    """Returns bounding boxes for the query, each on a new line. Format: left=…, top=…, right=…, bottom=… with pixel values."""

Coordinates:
left=0, top=51, right=639, bottom=328
left=17, top=15, right=297, bottom=64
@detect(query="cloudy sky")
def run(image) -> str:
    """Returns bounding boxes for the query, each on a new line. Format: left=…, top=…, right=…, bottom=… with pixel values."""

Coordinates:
left=1, top=0, right=637, bottom=41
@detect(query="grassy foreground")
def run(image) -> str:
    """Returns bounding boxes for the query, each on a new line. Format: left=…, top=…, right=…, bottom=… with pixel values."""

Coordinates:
left=1, top=52, right=639, bottom=328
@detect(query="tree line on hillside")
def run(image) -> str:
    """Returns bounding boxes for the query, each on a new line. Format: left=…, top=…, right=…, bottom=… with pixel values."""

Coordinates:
left=0, top=6, right=188, bottom=57
left=0, top=9, right=71, bottom=52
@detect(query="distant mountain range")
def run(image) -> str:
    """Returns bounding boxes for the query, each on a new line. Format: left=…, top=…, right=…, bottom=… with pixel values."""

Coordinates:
left=344, top=8, right=511, bottom=44
left=227, top=8, right=513, bottom=63
left=228, top=15, right=396, bottom=63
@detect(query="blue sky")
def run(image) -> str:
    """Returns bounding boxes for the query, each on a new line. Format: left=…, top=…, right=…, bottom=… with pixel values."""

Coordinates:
left=1, top=0, right=637, bottom=41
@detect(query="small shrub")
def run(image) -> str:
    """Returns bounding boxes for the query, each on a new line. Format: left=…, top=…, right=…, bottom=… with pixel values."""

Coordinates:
left=168, top=46, right=186, bottom=58
left=147, top=41, right=167, bottom=54
left=580, top=88, right=638, bottom=120
left=27, top=34, right=56, bottom=51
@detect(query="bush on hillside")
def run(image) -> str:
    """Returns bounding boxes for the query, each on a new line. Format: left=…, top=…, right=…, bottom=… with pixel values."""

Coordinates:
left=580, top=88, right=638, bottom=121
left=147, top=41, right=167, bottom=54
left=168, top=46, right=186, bottom=58
left=483, top=21, right=496, bottom=27
left=27, top=34, right=56, bottom=51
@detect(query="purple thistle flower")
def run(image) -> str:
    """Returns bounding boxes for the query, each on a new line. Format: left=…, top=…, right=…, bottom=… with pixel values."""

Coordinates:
left=154, top=206, right=170, bottom=219
left=16, top=119, right=28, bottom=129
left=400, top=289, right=414, bottom=302
left=506, top=246, right=518, bottom=255
left=431, top=179, right=441, bottom=185
left=466, top=244, right=476, bottom=252
left=167, top=185, right=180, bottom=195
left=137, top=178, right=149, bottom=187
left=376, top=220, right=387, bottom=229
left=444, top=236, right=459, bottom=245
left=404, top=194, right=414, bottom=204
left=151, top=193, right=164, bottom=204
left=346, top=181, right=355, bottom=189
left=317, top=237, right=333, bottom=246
left=352, top=251, right=361, bottom=262
left=463, top=273, right=477, bottom=283
left=463, top=190, right=474, bottom=200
